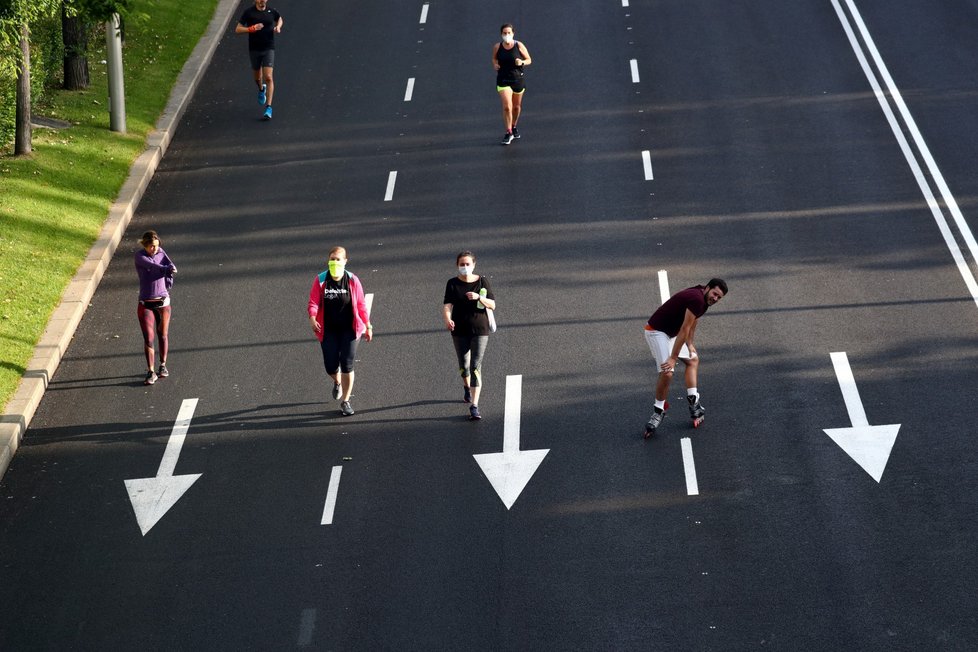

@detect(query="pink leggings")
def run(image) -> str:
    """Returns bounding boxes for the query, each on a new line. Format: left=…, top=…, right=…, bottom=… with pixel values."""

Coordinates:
left=137, top=301, right=170, bottom=368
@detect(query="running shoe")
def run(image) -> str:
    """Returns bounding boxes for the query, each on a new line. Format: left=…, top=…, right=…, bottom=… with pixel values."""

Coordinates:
left=511, top=125, right=520, bottom=139
left=258, top=83, right=266, bottom=105
left=501, top=132, right=514, bottom=146
left=332, top=382, right=342, bottom=400
left=340, top=401, right=355, bottom=416
left=144, top=370, right=158, bottom=386
left=263, top=106, right=273, bottom=120
left=158, top=363, right=169, bottom=378
left=469, top=405, right=482, bottom=420
left=463, top=387, right=471, bottom=403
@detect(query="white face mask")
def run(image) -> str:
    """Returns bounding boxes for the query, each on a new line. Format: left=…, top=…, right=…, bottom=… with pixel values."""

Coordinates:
left=458, top=264, right=474, bottom=276
left=501, top=34, right=514, bottom=44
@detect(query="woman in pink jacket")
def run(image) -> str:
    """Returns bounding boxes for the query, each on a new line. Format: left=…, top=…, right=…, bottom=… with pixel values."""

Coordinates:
left=307, top=247, right=372, bottom=416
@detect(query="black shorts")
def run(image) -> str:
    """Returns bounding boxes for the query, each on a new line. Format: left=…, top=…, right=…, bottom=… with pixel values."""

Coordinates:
left=249, top=49, right=275, bottom=71
left=321, top=329, right=357, bottom=374
left=496, top=78, right=525, bottom=94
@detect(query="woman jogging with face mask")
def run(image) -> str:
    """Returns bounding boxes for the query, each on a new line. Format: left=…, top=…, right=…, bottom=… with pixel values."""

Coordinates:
left=307, top=247, right=373, bottom=416
left=443, top=251, right=496, bottom=420
left=492, top=23, right=532, bottom=145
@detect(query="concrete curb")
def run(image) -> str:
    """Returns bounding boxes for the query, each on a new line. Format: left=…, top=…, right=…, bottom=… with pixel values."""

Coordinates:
left=0, top=0, right=241, bottom=480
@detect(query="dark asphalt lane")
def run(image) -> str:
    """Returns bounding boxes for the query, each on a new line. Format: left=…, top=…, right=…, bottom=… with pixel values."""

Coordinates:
left=2, top=0, right=978, bottom=649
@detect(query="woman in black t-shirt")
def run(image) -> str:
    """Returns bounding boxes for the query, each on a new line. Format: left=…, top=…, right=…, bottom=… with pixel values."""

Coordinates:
left=443, top=251, right=496, bottom=420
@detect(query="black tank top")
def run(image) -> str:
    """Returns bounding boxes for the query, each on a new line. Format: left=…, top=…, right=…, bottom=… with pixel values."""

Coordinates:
left=496, top=41, right=523, bottom=84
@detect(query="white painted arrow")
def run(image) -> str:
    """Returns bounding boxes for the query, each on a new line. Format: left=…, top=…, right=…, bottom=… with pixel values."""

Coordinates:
left=125, top=398, right=202, bottom=535
left=473, top=375, right=549, bottom=510
left=823, top=352, right=900, bottom=483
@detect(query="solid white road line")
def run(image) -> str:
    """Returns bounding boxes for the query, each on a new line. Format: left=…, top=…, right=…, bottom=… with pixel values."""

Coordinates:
left=680, top=438, right=700, bottom=495
left=384, top=171, right=397, bottom=201
left=629, top=58, right=640, bottom=83
left=642, top=150, right=654, bottom=180
left=158, top=398, right=198, bottom=477
left=297, top=608, right=317, bottom=647
left=831, top=0, right=978, bottom=308
left=843, top=0, right=978, bottom=275
left=321, top=465, right=343, bottom=525
left=829, top=352, right=869, bottom=427
left=404, top=77, right=415, bottom=102
left=419, top=3, right=429, bottom=24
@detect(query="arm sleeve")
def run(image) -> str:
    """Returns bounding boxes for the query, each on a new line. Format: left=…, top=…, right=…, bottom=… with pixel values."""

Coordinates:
left=134, top=252, right=170, bottom=273
left=353, top=276, right=370, bottom=325
left=443, top=280, right=455, bottom=305
left=308, top=278, right=321, bottom=317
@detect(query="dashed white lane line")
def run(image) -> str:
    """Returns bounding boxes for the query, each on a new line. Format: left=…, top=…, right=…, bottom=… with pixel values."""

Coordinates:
left=419, top=3, right=429, bottom=24
left=622, top=0, right=629, bottom=6
left=297, top=608, right=317, bottom=646
left=404, top=77, right=415, bottom=102
left=642, top=150, right=654, bottom=180
left=384, top=171, right=397, bottom=201
left=629, top=58, right=640, bottom=83
left=657, top=269, right=670, bottom=304
left=680, top=438, right=700, bottom=495
left=321, top=465, right=343, bottom=525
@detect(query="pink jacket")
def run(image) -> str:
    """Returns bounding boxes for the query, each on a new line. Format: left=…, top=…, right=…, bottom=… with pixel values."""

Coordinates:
left=307, top=270, right=370, bottom=342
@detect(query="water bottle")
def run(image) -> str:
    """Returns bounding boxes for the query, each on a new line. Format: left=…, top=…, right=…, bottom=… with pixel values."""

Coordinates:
left=478, top=287, right=487, bottom=309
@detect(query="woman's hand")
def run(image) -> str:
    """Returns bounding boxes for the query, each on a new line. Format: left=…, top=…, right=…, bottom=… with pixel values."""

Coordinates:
left=309, top=315, right=321, bottom=334
left=465, top=291, right=480, bottom=300
left=445, top=319, right=455, bottom=332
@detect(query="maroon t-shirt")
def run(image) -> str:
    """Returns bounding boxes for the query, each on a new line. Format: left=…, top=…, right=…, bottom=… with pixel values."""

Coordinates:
left=648, top=286, right=708, bottom=337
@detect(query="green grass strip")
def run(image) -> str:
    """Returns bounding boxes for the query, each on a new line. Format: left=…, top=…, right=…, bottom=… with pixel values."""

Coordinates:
left=0, top=0, right=220, bottom=410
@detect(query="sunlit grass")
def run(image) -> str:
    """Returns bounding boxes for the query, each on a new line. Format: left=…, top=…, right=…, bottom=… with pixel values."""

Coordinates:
left=0, top=0, right=219, bottom=409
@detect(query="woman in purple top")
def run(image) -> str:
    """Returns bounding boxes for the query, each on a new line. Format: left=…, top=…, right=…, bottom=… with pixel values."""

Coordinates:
left=134, top=230, right=177, bottom=385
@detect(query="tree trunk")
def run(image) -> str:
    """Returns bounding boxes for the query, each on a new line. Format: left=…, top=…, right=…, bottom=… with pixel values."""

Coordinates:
left=15, top=24, right=31, bottom=156
left=62, top=5, right=89, bottom=90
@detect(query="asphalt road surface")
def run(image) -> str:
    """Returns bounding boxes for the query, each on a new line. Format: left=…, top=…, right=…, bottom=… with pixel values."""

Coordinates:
left=3, top=0, right=978, bottom=649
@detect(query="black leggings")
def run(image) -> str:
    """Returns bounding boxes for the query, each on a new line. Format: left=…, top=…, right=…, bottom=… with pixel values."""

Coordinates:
left=452, top=334, right=489, bottom=387
left=321, top=329, right=357, bottom=374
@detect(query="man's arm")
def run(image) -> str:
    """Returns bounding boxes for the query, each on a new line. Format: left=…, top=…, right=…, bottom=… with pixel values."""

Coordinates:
left=664, top=309, right=697, bottom=370
left=685, top=318, right=699, bottom=357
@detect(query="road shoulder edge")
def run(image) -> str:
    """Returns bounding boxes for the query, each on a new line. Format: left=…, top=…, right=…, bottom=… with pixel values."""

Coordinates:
left=0, top=0, right=241, bottom=480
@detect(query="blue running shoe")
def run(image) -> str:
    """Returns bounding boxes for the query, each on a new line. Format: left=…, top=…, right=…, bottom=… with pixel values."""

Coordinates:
left=258, top=83, right=266, bottom=105
left=263, top=105, right=272, bottom=120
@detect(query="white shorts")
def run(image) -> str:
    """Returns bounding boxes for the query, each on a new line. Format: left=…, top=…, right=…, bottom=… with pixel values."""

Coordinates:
left=644, top=329, right=692, bottom=368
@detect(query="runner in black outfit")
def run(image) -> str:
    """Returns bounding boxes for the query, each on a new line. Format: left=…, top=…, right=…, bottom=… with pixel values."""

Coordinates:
left=443, top=251, right=496, bottom=420
left=235, top=0, right=283, bottom=120
left=492, top=23, right=532, bottom=145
